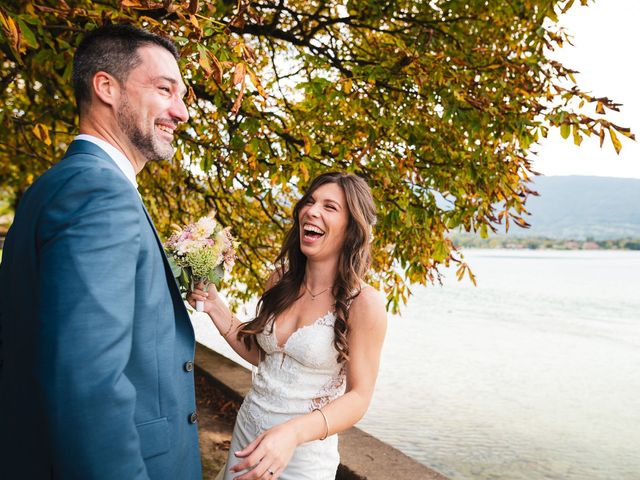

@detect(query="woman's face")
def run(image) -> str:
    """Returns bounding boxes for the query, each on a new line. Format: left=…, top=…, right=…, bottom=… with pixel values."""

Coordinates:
left=298, top=182, right=350, bottom=262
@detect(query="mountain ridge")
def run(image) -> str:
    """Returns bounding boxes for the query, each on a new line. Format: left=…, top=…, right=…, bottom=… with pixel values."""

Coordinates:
left=504, top=175, right=640, bottom=240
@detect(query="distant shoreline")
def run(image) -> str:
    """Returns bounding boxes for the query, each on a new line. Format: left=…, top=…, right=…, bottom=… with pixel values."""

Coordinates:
left=3, top=234, right=640, bottom=253
left=452, top=234, right=640, bottom=251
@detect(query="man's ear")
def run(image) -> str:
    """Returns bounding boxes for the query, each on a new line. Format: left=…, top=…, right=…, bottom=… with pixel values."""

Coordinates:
left=92, top=71, right=120, bottom=107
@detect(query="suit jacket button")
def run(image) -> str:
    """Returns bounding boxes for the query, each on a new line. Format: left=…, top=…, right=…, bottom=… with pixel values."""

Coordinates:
left=184, top=361, right=194, bottom=372
left=189, top=412, right=198, bottom=424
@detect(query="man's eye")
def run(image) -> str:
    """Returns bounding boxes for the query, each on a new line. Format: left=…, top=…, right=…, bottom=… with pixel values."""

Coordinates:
left=159, top=86, right=171, bottom=93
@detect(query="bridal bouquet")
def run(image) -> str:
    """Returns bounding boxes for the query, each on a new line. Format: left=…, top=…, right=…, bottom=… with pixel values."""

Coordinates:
left=165, top=212, right=237, bottom=311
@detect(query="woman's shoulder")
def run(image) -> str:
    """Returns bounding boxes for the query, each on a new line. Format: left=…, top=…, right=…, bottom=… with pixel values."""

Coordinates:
left=348, top=283, right=387, bottom=326
left=353, top=283, right=384, bottom=302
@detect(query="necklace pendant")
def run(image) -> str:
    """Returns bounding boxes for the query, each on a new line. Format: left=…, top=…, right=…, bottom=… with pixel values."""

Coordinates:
left=304, top=282, right=330, bottom=301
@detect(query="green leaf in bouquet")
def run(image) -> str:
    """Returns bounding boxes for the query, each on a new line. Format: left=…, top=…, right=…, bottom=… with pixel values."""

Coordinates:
left=180, top=268, right=191, bottom=292
left=166, top=254, right=182, bottom=279
left=208, top=264, right=225, bottom=287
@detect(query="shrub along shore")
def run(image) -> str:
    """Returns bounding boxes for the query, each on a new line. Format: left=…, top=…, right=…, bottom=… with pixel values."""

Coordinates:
left=452, top=234, right=640, bottom=251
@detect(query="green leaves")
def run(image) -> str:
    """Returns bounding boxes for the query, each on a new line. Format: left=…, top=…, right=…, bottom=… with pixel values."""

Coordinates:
left=167, top=254, right=183, bottom=279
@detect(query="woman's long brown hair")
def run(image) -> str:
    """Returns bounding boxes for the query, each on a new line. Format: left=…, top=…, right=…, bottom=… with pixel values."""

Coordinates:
left=237, top=172, right=377, bottom=363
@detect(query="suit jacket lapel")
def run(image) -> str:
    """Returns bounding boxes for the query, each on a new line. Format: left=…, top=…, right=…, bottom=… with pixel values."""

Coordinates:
left=140, top=202, right=187, bottom=305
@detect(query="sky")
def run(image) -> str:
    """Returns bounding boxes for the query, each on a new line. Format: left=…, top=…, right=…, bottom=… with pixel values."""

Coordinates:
left=531, top=0, right=640, bottom=179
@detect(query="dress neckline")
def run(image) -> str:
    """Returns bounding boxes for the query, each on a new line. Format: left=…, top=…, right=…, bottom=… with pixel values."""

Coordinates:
left=272, top=310, right=335, bottom=350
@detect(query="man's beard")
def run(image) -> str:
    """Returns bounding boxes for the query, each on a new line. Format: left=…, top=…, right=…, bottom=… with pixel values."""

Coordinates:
left=116, top=95, right=174, bottom=162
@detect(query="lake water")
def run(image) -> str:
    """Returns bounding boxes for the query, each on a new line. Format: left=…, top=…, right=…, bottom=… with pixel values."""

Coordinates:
left=193, top=249, right=640, bottom=480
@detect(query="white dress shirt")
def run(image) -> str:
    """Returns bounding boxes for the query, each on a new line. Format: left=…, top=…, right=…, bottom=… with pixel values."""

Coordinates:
left=74, top=134, right=138, bottom=190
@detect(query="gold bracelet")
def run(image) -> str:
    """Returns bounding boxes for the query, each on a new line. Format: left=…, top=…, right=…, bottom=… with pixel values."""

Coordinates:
left=313, top=408, right=330, bottom=441
left=222, top=314, right=236, bottom=339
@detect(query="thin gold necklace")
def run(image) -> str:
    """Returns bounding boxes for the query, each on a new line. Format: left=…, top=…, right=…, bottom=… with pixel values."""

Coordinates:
left=303, top=282, right=331, bottom=300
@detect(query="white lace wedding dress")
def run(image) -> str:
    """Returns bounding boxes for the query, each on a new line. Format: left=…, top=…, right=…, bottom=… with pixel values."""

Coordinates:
left=221, top=311, right=346, bottom=480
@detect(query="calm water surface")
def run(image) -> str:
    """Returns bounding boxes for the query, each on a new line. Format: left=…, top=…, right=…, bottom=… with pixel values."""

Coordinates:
left=194, top=249, right=640, bottom=480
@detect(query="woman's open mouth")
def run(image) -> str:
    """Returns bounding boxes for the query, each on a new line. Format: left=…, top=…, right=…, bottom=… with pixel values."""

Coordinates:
left=302, top=223, right=325, bottom=243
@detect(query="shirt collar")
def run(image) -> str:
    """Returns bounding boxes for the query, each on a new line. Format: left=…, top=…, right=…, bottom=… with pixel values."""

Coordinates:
left=74, top=134, right=138, bottom=190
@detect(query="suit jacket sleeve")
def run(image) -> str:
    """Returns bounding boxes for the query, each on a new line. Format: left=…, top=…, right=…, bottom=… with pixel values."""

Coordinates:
left=36, top=165, right=150, bottom=479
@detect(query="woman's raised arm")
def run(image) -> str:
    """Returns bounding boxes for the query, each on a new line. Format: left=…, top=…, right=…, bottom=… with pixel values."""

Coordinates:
left=187, top=269, right=284, bottom=367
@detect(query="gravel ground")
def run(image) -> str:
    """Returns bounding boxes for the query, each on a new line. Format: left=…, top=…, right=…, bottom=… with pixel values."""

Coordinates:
left=195, top=371, right=241, bottom=479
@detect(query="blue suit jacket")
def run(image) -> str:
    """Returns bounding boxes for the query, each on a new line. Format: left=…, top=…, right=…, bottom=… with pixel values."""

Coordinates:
left=0, top=140, right=202, bottom=479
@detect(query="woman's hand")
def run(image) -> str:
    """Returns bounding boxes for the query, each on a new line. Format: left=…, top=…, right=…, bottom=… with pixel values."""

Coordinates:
left=187, top=284, right=261, bottom=366
left=230, top=423, right=298, bottom=480
left=186, top=282, right=218, bottom=315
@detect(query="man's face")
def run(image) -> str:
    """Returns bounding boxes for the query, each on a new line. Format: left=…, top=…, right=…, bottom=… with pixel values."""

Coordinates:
left=116, top=45, right=188, bottom=162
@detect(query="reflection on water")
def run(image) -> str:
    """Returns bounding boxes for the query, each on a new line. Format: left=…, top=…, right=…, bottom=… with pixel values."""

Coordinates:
left=194, top=249, right=640, bottom=480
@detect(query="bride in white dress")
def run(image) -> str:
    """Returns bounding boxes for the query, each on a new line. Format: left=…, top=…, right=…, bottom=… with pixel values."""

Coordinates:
left=189, top=172, right=387, bottom=480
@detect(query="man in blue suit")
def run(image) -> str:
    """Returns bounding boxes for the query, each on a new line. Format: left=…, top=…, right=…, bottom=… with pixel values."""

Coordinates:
left=0, top=25, right=202, bottom=479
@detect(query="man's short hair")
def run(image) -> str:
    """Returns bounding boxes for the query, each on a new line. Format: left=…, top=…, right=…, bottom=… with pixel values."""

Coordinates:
left=72, top=24, right=180, bottom=113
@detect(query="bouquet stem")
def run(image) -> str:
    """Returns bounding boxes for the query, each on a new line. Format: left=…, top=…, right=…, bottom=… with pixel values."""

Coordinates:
left=193, top=277, right=210, bottom=312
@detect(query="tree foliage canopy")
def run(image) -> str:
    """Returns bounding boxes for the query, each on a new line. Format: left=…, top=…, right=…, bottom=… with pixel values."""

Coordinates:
left=0, top=0, right=634, bottom=309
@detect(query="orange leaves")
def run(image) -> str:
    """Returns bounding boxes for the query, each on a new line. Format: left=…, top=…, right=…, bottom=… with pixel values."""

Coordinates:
left=0, top=8, right=41, bottom=60
left=32, top=124, right=51, bottom=146
left=341, top=78, right=353, bottom=94
left=197, top=50, right=213, bottom=77
left=230, top=61, right=268, bottom=115
left=513, top=217, right=531, bottom=229
left=195, top=37, right=267, bottom=116
left=455, top=262, right=477, bottom=286
left=605, top=124, right=634, bottom=155
left=232, top=62, right=246, bottom=86
left=247, top=68, right=267, bottom=100
left=572, top=124, right=583, bottom=146
left=0, top=9, right=22, bottom=61
left=229, top=62, right=246, bottom=115
left=197, top=45, right=223, bottom=83
left=120, top=0, right=164, bottom=9
left=298, top=162, right=310, bottom=182
left=608, top=127, right=622, bottom=154
left=599, top=126, right=606, bottom=148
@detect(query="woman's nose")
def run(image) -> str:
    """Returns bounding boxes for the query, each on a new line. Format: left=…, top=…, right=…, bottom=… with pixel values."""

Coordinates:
left=307, top=203, right=321, bottom=217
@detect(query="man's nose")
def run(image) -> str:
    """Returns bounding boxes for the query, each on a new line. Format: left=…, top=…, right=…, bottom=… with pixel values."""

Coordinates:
left=171, top=94, right=189, bottom=123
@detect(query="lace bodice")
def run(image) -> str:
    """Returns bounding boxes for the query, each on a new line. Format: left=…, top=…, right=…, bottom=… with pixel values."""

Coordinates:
left=243, top=311, right=346, bottom=424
